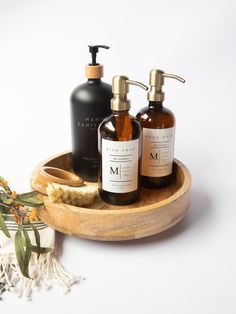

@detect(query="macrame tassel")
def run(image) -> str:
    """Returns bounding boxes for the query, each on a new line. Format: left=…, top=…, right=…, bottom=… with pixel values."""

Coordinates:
left=0, top=252, right=80, bottom=300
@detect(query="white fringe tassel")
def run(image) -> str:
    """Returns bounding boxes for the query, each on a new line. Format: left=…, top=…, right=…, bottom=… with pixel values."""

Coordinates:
left=0, top=253, right=80, bottom=300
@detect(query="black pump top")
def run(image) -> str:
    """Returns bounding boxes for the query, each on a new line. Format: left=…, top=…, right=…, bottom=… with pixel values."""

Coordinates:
left=88, top=45, right=110, bottom=65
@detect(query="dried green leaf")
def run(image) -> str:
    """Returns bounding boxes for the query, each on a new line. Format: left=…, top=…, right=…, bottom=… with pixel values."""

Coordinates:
left=22, top=229, right=32, bottom=268
left=17, top=191, right=39, bottom=199
left=0, top=204, right=10, bottom=214
left=31, top=246, right=52, bottom=254
left=14, top=197, right=44, bottom=208
left=3, top=198, right=13, bottom=205
left=29, top=222, right=41, bottom=259
left=0, top=194, right=13, bottom=205
left=0, top=212, right=10, bottom=238
left=15, top=230, right=27, bottom=277
left=15, top=229, right=32, bottom=278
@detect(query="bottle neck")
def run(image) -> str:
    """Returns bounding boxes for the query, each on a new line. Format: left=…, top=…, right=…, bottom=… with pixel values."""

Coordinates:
left=112, top=109, right=129, bottom=116
left=148, top=101, right=163, bottom=110
left=87, top=78, right=101, bottom=84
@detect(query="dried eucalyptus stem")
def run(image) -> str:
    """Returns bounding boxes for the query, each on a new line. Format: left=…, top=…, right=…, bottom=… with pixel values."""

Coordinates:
left=0, top=176, right=51, bottom=278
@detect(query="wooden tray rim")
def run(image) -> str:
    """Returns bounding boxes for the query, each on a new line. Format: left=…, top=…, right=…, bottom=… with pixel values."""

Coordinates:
left=31, top=151, right=191, bottom=215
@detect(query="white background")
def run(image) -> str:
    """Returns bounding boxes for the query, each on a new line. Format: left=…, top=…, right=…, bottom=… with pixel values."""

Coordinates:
left=0, top=0, right=236, bottom=312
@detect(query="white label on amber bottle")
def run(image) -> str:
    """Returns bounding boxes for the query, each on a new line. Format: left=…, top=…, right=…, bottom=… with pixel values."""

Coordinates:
left=102, top=139, right=139, bottom=193
left=141, top=127, right=175, bottom=177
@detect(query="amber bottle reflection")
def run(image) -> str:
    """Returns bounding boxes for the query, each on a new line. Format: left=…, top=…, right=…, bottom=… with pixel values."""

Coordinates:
left=137, top=101, right=175, bottom=188
left=98, top=110, right=141, bottom=205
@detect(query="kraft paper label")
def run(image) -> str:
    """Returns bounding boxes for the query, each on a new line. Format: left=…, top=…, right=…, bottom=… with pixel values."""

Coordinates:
left=141, top=127, right=175, bottom=177
left=102, top=139, right=139, bottom=193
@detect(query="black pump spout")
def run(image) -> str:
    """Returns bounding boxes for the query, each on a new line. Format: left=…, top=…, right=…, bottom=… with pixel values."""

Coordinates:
left=88, top=45, right=110, bottom=65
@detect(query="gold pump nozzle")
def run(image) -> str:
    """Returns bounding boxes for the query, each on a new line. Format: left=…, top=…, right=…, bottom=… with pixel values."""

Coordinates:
left=148, top=69, right=185, bottom=102
left=111, top=75, right=148, bottom=111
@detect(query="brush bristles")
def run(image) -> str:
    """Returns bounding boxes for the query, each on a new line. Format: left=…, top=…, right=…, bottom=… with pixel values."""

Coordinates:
left=46, top=183, right=98, bottom=207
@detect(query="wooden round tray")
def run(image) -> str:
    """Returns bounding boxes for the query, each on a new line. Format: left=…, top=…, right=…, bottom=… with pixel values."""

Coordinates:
left=30, top=152, right=191, bottom=241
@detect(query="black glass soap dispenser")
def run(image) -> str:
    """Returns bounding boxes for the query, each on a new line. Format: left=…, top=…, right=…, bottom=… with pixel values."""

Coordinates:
left=70, top=45, right=112, bottom=182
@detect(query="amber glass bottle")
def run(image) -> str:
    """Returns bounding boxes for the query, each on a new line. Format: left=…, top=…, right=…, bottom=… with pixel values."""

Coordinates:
left=98, top=76, right=148, bottom=205
left=137, top=69, right=185, bottom=189
left=137, top=101, right=175, bottom=188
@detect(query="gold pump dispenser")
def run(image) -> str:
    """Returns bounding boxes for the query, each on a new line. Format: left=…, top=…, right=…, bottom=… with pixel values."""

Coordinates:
left=148, top=69, right=185, bottom=102
left=111, top=75, right=148, bottom=111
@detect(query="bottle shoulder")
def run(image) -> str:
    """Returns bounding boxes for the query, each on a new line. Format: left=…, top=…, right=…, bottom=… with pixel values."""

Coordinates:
left=71, top=80, right=112, bottom=104
left=136, top=105, right=175, bottom=128
left=100, top=113, right=140, bottom=127
left=99, top=80, right=112, bottom=90
left=71, top=82, right=89, bottom=103
left=137, top=105, right=174, bottom=116
left=99, top=113, right=141, bottom=140
left=99, top=113, right=114, bottom=126
left=71, top=82, right=87, bottom=95
left=136, top=106, right=149, bottom=116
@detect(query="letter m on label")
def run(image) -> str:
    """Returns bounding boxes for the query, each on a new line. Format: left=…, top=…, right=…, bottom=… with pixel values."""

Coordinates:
left=110, top=166, right=119, bottom=175
left=150, top=152, right=158, bottom=160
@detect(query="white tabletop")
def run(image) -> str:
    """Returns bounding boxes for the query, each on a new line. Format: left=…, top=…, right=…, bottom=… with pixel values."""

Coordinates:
left=0, top=0, right=235, bottom=312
